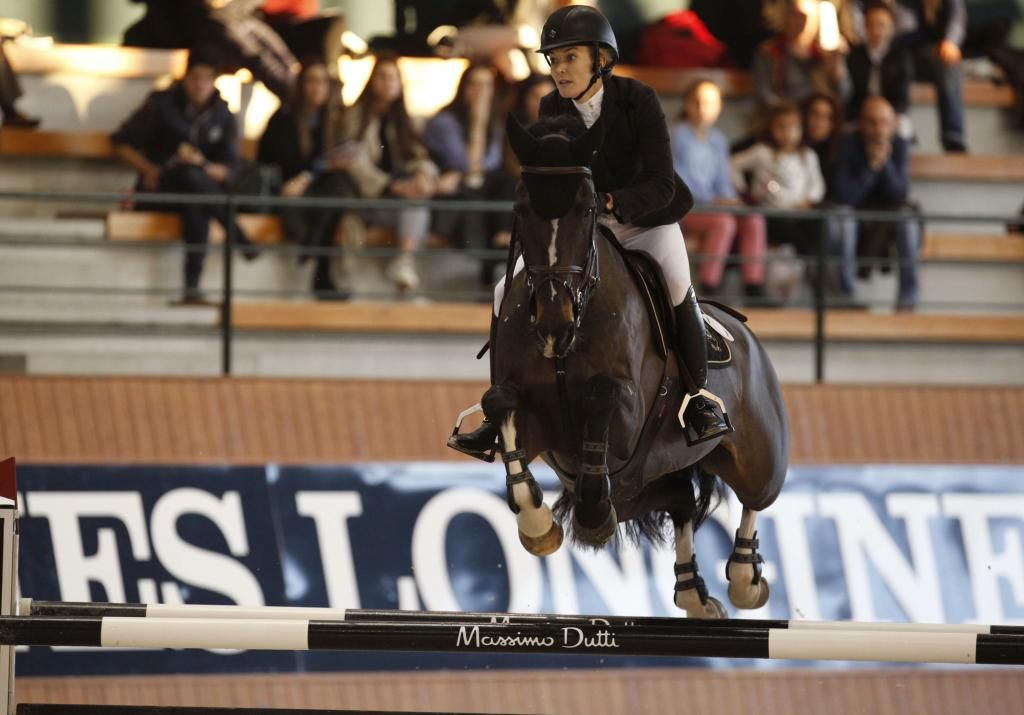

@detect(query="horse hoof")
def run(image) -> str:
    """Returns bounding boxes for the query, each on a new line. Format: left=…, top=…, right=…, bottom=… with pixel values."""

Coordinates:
left=573, top=505, right=617, bottom=546
left=519, top=521, right=563, bottom=556
left=686, top=596, right=727, bottom=620
left=728, top=578, right=770, bottom=610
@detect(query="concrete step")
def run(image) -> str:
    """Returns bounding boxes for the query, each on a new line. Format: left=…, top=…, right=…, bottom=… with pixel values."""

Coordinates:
left=2, top=324, right=1020, bottom=385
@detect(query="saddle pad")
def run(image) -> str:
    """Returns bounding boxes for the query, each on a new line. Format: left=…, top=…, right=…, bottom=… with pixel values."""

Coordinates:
left=703, top=312, right=733, bottom=368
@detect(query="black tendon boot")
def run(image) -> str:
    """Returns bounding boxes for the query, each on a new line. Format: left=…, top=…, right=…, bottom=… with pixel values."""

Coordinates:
left=447, top=311, right=500, bottom=460
left=674, top=286, right=733, bottom=445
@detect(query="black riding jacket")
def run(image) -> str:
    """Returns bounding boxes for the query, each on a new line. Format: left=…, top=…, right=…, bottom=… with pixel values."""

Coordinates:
left=539, top=74, right=694, bottom=228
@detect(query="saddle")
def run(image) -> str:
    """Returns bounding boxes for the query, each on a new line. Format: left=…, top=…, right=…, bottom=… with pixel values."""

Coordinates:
left=601, top=225, right=742, bottom=369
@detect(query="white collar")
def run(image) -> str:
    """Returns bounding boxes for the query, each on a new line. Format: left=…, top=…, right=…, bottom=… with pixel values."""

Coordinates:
left=572, top=85, right=604, bottom=128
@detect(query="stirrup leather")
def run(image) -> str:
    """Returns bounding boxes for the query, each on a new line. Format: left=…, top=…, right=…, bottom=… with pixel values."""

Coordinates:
left=446, top=403, right=497, bottom=463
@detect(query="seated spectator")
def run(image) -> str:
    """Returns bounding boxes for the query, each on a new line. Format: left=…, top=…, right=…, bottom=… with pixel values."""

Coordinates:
left=0, top=38, right=38, bottom=128
left=423, top=63, right=515, bottom=289
left=670, top=81, right=769, bottom=302
left=847, top=2, right=913, bottom=139
left=752, top=0, right=851, bottom=113
left=111, top=50, right=257, bottom=305
left=124, top=0, right=298, bottom=100
left=258, top=57, right=356, bottom=300
left=341, top=54, right=438, bottom=292
left=802, top=92, right=844, bottom=197
left=731, top=101, right=826, bottom=256
left=833, top=95, right=919, bottom=310
left=510, top=73, right=555, bottom=127
left=895, top=0, right=967, bottom=151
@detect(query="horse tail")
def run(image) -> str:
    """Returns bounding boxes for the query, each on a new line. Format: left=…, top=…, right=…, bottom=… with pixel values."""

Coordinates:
left=691, top=465, right=723, bottom=533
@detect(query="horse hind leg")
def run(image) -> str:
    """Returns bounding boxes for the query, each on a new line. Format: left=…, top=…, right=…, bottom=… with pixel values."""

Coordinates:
left=726, top=507, right=771, bottom=610
left=484, top=386, right=563, bottom=556
left=672, top=517, right=727, bottom=618
left=572, top=376, right=619, bottom=546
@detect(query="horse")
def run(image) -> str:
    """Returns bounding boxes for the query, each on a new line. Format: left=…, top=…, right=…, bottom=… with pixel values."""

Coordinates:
left=455, top=113, right=789, bottom=618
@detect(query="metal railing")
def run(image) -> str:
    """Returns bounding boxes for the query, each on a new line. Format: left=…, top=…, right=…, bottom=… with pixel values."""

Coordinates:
left=0, top=189, right=1021, bottom=380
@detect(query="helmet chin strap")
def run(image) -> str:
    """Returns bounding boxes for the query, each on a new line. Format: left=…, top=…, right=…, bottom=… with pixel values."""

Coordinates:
left=572, top=43, right=606, bottom=102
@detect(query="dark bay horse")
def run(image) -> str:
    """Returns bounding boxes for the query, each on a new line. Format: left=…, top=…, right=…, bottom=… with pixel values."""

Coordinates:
left=459, top=114, right=789, bottom=618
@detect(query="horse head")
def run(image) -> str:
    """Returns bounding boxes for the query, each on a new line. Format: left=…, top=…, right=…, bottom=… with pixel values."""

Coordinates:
left=506, top=113, right=605, bottom=359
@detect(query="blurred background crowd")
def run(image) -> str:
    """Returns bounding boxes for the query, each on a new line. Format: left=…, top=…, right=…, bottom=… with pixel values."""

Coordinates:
left=1, top=0, right=1022, bottom=311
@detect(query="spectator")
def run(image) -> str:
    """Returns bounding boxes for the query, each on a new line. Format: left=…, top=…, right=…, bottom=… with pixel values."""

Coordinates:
left=670, top=80, right=769, bottom=302
left=124, top=0, right=298, bottom=100
left=111, top=50, right=257, bottom=305
left=424, top=63, right=515, bottom=289
left=731, top=101, right=826, bottom=255
left=833, top=95, right=919, bottom=310
left=258, top=57, right=356, bottom=300
left=341, top=54, right=438, bottom=292
left=510, top=73, right=555, bottom=126
left=847, top=2, right=913, bottom=139
left=0, top=39, right=39, bottom=128
left=752, top=0, right=851, bottom=113
left=896, top=0, right=967, bottom=151
left=802, top=91, right=845, bottom=197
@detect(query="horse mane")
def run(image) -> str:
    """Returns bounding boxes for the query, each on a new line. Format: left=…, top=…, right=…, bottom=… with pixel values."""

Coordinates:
left=527, top=114, right=587, bottom=141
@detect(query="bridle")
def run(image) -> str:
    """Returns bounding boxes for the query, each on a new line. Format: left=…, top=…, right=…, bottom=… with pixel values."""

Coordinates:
left=518, top=162, right=601, bottom=331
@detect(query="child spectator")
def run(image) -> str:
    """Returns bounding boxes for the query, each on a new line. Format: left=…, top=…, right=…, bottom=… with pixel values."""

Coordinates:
left=731, top=101, right=826, bottom=255
left=111, top=50, right=257, bottom=305
left=847, top=2, right=913, bottom=139
left=833, top=95, right=919, bottom=310
left=341, top=54, right=438, bottom=292
left=671, top=80, right=769, bottom=301
left=258, top=57, right=356, bottom=300
left=423, top=63, right=515, bottom=289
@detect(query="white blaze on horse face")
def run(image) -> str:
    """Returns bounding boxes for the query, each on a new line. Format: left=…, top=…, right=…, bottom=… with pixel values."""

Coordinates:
left=548, top=219, right=559, bottom=301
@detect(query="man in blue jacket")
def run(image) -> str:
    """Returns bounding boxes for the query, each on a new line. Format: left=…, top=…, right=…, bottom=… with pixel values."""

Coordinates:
left=833, top=95, right=920, bottom=310
left=112, top=50, right=256, bottom=304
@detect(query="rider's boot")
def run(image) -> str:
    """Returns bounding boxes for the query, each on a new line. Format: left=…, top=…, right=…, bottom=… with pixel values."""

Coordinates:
left=674, top=286, right=733, bottom=446
left=448, top=312, right=500, bottom=460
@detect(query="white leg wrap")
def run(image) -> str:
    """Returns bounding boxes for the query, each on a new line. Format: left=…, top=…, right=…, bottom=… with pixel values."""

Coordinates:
left=501, top=413, right=553, bottom=538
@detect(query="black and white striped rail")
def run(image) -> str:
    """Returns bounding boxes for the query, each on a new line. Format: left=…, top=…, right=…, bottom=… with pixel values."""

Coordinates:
left=23, top=598, right=1024, bottom=637
left=2, top=612, right=1022, bottom=665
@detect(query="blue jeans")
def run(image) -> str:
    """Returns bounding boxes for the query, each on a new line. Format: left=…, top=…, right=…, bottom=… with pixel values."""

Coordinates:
left=833, top=210, right=921, bottom=309
left=913, top=42, right=966, bottom=148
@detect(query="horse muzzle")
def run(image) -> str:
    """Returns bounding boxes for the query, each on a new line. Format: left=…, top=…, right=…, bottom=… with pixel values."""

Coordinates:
left=537, top=323, right=576, bottom=359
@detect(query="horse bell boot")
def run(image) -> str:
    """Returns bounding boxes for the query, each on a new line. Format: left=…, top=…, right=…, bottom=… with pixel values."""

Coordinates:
left=674, top=287, right=733, bottom=446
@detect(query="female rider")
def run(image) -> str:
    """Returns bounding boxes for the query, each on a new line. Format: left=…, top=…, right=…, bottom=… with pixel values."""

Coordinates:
left=451, top=5, right=731, bottom=455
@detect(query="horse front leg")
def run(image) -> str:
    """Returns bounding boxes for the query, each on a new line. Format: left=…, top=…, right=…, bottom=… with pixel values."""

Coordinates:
left=672, top=518, right=727, bottom=619
left=483, top=385, right=563, bottom=556
left=726, top=507, right=771, bottom=610
left=572, top=375, right=619, bottom=546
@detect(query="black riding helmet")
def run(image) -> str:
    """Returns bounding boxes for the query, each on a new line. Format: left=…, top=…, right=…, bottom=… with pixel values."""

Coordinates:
left=538, top=5, right=619, bottom=101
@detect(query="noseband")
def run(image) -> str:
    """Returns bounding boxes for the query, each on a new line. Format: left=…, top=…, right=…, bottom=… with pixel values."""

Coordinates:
left=519, top=163, right=601, bottom=329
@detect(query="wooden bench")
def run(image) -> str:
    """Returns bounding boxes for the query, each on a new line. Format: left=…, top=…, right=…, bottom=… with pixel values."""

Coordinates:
left=0, top=129, right=258, bottom=161
left=226, top=301, right=1024, bottom=344
left=922, top=233, right=1024, bottom=262
left=107, top=211, right=1024, bottom=263
left=910, top=154, right=1024, bottom=183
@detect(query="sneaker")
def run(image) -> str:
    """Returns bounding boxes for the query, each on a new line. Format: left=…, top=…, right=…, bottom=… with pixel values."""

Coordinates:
left=386, top=253, right=420, bottom=291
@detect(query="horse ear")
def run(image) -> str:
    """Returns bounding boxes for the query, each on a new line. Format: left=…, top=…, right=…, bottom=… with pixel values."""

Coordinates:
left=570, top=117, right=605, bottom=167
left=506, top=113, right=538, bottom=165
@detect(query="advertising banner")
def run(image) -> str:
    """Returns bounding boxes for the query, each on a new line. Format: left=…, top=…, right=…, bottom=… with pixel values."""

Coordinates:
left=12, top=463, right=1024, bottom=675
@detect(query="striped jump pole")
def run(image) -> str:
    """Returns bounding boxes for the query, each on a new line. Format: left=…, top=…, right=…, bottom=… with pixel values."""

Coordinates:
left=2, top=614, right=1022, bottom=665
left=22, top=598, right=1024, bottom=637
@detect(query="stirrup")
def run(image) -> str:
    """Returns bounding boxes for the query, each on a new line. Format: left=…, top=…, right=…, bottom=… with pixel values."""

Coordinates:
left=446, top=403, right=498, bottom=463
left=677, top=389, right=733, bottom=446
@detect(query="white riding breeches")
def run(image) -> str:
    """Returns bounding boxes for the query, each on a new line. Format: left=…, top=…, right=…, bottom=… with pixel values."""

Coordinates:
left=494, top=217, right=693, bottom=315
